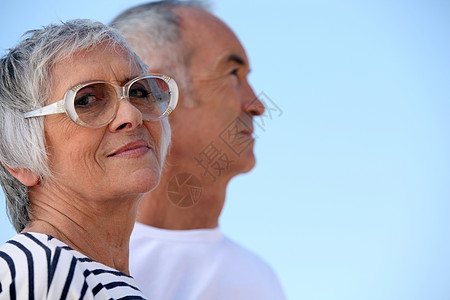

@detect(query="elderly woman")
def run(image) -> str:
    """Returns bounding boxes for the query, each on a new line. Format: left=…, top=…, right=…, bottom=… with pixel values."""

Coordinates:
left=0, top=19, right=178, bottom=299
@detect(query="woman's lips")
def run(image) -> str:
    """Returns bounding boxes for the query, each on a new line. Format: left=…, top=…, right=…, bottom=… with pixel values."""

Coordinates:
left=108, top=140, right=151, bottom=158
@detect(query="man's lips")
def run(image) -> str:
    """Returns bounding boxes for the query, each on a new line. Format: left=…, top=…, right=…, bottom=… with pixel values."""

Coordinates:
left=107, top=139, right=152, bottom=158
left=238, top=117, right=254, bottom=136
left=240, top=129, right=254, bottom=137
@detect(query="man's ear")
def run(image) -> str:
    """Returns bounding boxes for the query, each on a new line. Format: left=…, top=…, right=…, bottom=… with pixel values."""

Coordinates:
left=2, top=163, right=39, bottom=186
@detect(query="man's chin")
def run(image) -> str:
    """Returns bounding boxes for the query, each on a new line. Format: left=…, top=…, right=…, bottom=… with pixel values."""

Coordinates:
left=234, top=155, right=256, bottom=174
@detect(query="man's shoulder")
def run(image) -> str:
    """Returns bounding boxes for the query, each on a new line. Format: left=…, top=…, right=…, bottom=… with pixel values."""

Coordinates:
left=130, top=223, right=275, bottom=273
left=129, top=228, right=286, bottom=299
left=210, top=234, right=286, bottom=299
left=220, top=234, right=276, bottom=272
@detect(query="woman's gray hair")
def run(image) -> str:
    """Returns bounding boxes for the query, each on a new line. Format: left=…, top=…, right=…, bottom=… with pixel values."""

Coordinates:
left=110, top=0, right=210, bottom=97
left=0, top=19, right=171, bottom=232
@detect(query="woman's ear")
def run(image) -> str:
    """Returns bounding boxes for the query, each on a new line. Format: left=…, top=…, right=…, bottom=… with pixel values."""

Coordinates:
left=2, top=163, right=39, bottom=186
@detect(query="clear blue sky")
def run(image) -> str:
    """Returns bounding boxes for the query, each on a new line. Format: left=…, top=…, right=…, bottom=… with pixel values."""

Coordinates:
left=1, top=1, right=450, bottom=299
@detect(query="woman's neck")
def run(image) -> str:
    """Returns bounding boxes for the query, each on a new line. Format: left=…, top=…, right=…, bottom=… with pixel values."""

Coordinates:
left=24, top=185, right=140, bottom=274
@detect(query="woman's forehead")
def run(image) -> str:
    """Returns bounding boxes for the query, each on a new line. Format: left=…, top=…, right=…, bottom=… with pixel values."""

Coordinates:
left=53, top=45, right=143, bottom=86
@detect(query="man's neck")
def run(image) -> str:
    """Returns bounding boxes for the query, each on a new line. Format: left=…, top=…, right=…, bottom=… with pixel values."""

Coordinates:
left=137, top=164, right=232, bottom=230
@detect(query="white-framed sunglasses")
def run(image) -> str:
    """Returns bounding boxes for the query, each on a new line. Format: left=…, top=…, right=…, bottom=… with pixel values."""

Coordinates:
left=24, top=74, right=178, bottom=128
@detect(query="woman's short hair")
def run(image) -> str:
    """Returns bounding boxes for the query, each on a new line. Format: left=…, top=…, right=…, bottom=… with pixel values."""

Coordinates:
left=0, top=19, right=171, bottom=232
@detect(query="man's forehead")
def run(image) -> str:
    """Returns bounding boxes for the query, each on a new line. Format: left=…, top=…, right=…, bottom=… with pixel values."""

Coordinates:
left=194, top=26, right=249, bottom=65
left=176, top=7, right=250, bottom=69
left=192, top=42, right=250, bottom=74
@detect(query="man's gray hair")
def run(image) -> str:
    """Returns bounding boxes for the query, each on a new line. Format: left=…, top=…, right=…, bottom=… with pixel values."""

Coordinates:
left=0, top=19, right=171, bottom=232
left=110, top=0, right=210, bottom=96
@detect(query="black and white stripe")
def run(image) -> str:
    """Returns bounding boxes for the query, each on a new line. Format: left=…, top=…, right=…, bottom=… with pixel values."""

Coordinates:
left=0, top=233, right=146, bottom=299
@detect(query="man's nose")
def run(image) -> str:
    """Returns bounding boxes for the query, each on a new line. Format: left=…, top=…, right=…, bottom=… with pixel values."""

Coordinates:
left=243, top=83, right=265, bottom=116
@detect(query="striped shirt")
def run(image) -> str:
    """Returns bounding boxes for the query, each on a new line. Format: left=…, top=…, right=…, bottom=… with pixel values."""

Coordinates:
left=0, top=232, right=147, bottom=299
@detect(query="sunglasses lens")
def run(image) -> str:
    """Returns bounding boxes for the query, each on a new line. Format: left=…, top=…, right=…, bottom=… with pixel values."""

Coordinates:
left=74, top=83, right=117, bottom=127
left=128, top=77, right=171, bottom=120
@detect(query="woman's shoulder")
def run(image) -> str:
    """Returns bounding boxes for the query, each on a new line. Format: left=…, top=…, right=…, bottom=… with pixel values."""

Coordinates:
left=0, top=232, right=59, bottom=275
left=1, top=231, right=59, bottom=252
left=0, top=232, right=147, bottom=299
left=0, top=232, right=83, bottom=298
left=0, top=232, right=77, bottom=269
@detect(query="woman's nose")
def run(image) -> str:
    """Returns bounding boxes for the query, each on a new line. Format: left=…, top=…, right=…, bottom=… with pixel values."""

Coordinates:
left=108, top=98, right=143, bottom=132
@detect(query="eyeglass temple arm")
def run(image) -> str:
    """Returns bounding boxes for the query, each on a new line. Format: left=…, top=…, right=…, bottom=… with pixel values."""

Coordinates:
left=24, top=99, right=65, bottom=118
left=163, top=78, right=179, bottom=117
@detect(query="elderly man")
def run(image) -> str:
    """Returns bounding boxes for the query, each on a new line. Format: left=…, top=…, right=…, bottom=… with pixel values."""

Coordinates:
left=111, top=1, right=286, bottom=299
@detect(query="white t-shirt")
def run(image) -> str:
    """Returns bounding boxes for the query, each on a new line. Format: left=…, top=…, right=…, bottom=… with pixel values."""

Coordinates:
left=129, top=222, right=286, bottom=300
left=0, top=232, right=147, bottom=299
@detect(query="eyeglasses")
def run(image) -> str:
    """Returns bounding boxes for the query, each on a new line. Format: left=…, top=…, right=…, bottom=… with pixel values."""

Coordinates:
left=24, top=74, right=178, bottom=128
